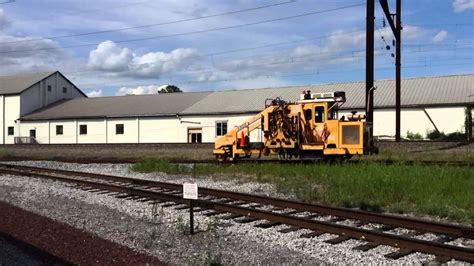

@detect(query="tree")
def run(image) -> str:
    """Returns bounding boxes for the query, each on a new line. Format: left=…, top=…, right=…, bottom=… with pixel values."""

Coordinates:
left=158, top=85, right=182, bottom=94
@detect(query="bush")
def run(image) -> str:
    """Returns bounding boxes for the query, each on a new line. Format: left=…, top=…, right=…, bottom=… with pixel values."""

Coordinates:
left=406, top=130, right=423, bottom=140
left=444, top=131, right=466, bottom=141
left=426, top=130, right=446, bottom=140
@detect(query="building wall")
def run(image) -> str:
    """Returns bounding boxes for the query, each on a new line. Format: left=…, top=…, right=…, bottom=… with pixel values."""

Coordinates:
left=20, top=73, right=85, bottom=116
left=106, top=118, right=139, bottom=143
left=0, top=72, right=85, bottom=144
left=0, top=95, right=3, bottom=144
left=49, top=120, right=77, bottom=144
left=139, top=117, right=179, bottom=143
left=3, top=95, right=20, bottom=144
left=77, top=119, right=107, bottom=144
left=175, top=114, right=263, bottom=143
left=14, top=106, right=468, bottom=144
left=340, top=107, right=466, bottom=137
left=19, top=121, right=49, bottom=144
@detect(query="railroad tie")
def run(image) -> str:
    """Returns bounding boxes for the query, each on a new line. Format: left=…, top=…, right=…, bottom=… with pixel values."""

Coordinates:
left=302, top=213, right=322, bottom=219
left=354, top=220, right=370, bottom=227
left=193, top=207, right=209, bottom=212
left=433, top=256, right=451, bottom=264
left=300, top=231, right=324, bottom=238
left=174, top=205, right=191, bottom=210
left=115, top=194, right=132, bottom=199
left=384, top=249, right=413, bottom=260
left=148, top=200, right=166, bottom=205
left=325, top=235, right=351, bottom=244
left=352, top=242, right=380, bottom=251
left=433, top=235, right=456, bottom=243
left=235, top=217, right=260, bottom=224
left=278, top=226, right=301, bottom=233
left=161, top=202, right=180, bottom=208
left=375, top=224, right=396, bottom=232
left=203, top=211, right=225, bottom=217
left=137, top=198, right=155, bottom=203
left=328, top=217, right=346, bottom=223
left=246, top=204, right=264, bottom=208
left=220, top=213, right=243, bottom=220
left=255, top=221, right=282, bottom=228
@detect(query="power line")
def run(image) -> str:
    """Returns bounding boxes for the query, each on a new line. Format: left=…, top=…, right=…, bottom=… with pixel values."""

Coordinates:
left=69, top=53, right=473, bottom=88
left=74, top=62, right=473, bottom=89
left=0, top=0, right=296, bottom=45
left=0, top=0, right=15, bottom=4
left=64, top=45, right=474, bottom=78
left=409, top=22, right=474, bottom=27
left=0, top=3, right=365, bottom=54
left=59, top=29, right=366, bottom=76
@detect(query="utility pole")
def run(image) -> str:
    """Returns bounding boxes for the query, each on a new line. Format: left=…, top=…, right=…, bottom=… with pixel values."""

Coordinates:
left=365, top=0, right=375, bottom=152
left=395, top=0, right=401, bottom=142
left=364, top=0, right=375, bottom=152
left=380, top=0, right=402, bottom=141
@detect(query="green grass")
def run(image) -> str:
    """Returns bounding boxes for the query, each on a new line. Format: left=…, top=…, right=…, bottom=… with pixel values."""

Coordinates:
left=132, top=159, right=474, bottom=224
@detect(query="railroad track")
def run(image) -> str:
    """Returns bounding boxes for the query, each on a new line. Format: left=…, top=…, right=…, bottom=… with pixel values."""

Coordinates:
left=0, top=157, right=472, bottom=167
left=0, top=163, right=472, bottom=263
left=168, top=159, right=473, bottom=167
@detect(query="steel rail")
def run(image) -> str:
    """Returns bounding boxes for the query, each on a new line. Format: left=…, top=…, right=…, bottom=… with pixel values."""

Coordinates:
left=0, top=166, right=473, bottom=262
left=0, top=163, right=472, bottom=238
left=0, top=158, right=471, bottom=167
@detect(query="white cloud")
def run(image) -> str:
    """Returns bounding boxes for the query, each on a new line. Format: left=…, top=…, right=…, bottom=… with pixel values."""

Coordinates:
left=88, top=40, right=133, bottom=72
left=115, top=85, right=164, bottom=96
left=88, top=41, right=199, bottom=78
left=432, top=30, right=448, bottom=43
left=86, top=89, right=102, bottom=97
left=0, top=8, right=11, bottom=30
left=453, top=0, right=474, bottom=12
left=327, top=30, right=366, bottom=51
left=0, top=34, right=66, bottom=74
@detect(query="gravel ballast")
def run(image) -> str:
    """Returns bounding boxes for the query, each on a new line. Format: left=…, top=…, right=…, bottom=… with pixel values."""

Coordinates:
left=0, top=161, right=469, bottom=265
left=0, top=201, right=163, bottom=265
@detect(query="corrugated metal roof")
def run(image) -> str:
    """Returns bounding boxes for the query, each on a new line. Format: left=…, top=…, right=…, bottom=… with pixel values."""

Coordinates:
left=0, top=71, right=56, bottom=95
left=21, top=74, right=473, bottom=120
left=181, top=74, right=474, bottom=114
left=22, top=92, right=211, bottom=120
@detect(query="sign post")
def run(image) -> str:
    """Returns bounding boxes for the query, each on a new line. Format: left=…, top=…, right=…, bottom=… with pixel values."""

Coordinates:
left=183, top=183, right=198, bottom=235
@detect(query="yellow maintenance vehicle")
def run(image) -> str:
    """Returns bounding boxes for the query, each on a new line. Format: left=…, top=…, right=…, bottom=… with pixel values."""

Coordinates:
left=213, top=90, right=371, bottom=162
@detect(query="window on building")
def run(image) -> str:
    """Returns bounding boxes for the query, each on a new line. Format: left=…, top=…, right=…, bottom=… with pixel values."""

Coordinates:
left=7, top=127, right=14, bottom=136
left=188, top=128, right=202, bottom=143
left=47, top=85, right=52, bottom=92
left=63, top=87, right=67, bottom=93
left=216, top=121, right=227, bottom=136
left=56, top=125, right=63, bottom=135
left=79, top=125, right=87, bottom=135
left=315, top=106, right=325, bottom=123
left=116, top=124, right=124, bottom=135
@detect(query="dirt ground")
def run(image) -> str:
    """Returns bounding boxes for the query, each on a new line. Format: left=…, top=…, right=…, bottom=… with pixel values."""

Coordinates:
left=0, top=141, right=472, bottom=162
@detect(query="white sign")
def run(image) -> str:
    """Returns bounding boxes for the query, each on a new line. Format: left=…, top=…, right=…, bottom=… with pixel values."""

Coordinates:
left=183, top=183, right=198, bottom=200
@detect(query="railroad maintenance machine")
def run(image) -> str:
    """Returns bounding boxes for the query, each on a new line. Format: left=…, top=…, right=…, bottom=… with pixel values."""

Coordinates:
left=213, top=90, right=377, bottom=162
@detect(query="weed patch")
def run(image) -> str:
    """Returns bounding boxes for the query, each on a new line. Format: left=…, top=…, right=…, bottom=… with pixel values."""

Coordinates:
left=132, top=159, right=474, bottom=224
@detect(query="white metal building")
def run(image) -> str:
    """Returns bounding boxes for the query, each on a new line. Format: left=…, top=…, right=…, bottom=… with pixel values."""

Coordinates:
left=0, top=71, right=86, bottom=144
left=1, top=71, right=472, bottom=144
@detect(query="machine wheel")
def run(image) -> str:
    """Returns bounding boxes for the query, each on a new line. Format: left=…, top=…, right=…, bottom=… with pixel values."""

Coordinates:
left=216, top=153, right=227, bottom=162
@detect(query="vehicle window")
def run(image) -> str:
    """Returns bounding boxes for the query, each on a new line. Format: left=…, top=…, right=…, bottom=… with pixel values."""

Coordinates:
left=328, top=109, right=338, bottom=120
left=304, top=109, right=312, bottom=121
left=315, top=106, right=325, bottom=123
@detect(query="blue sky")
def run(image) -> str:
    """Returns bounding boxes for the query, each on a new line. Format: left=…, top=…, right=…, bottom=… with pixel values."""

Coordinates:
left=0, top=0, right=472, bottom=97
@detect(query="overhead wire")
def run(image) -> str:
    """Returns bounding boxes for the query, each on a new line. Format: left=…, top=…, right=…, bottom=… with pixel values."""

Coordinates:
left=62, top=44, right=474, bottom=79
left=0, top=2, right=366, bottom=54
left=72, top=61, right=473, bottom=89
left=0, top=0, right=297, bottom=45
